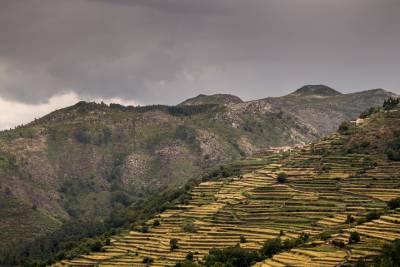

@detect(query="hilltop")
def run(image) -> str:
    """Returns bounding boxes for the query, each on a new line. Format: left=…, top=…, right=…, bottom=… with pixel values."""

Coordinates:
left=289, top=85, right=342, bottom=98
left=0, top=86, right=396, bottom=265
left=49, top=97, right=400, bottom=267
left=178, top=94, right=244, bottom=106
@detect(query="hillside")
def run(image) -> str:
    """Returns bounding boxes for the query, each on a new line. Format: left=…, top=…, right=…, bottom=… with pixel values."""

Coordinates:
left=178, top=94, right=244, bottom=106
left=49, top=98, right=400, bottom=266
left=0, top=86, right=395, bottom=263
left=289, top=85, right=342, bottom=98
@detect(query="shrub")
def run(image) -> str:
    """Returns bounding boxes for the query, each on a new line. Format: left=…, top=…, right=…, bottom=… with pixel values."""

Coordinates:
left=387, top=149, right=400, bottom=161
left=318, top=231, right=332, bottom=241
left=276, top=172, right=288, bottom=183
left=359, top=106, right=382, bottom=119
left=74, top=127, right=91, bottom=144
left=170, top=238, right=179, bottom=251
left=143, top=257, right=154, bottom=264
left=332, top=239, right=346, bottom=248
left=182, top=221, right=198, bottom=233
left=387, top=131, right=400, bottom=161
left=240, top=235, right=247, bottom=243
left=365, top=211, right=381, bottom=222
left=362, top=157, right=377, bottom=170
left=338, top=121, right=351, bottom=134
left=261, top=238, right=282, bottom=258
left=174, top=261, right=200, bottom=267
left=346, top=214, right=355, bottom=224
left=349, top=232, right=361, bottom=244
left=111, top=191, right=131, bottom=207
left=298, top=232, right=309, bottom=243
left=186, top=251, right=194, bottom=261
left=354, top=259, right=367, bottom=267
left=139, top=226, right=149, bottom=233
left=153, top=220, right=160, bottom=227
left=388, top=197, right=400, bottom=210
left=90, top=240, right=104, bottom=252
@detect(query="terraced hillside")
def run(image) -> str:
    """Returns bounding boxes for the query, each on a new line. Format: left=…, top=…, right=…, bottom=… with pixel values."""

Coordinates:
left=1, top=85, right=394, bottom=257
left=54, top=104, right=400, bottom=266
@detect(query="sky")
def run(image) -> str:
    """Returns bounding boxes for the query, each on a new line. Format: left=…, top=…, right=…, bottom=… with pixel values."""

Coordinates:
left=0, top=0, right=400, bottom=129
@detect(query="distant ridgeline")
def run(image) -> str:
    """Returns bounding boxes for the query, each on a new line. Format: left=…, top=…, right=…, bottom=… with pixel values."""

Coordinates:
left=0, top=87, right=398, bottom=267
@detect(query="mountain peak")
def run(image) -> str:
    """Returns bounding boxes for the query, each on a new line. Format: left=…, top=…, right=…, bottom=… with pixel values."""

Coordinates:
left=289, top=85, right=342, bottom=97
left=179, top=93, right=243, bottom=106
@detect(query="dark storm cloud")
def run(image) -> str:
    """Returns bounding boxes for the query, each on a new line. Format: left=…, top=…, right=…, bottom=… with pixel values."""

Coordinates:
left=0, top=0, right=399, bottom=105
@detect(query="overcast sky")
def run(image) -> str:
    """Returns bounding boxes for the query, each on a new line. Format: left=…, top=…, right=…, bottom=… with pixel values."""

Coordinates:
left=0, top=0, right=399, bottom=129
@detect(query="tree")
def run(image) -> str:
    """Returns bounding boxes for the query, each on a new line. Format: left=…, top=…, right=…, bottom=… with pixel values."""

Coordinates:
left=276, top=172, right=288, bottom=183
left=338, top=121, right=351, bottom=134
left=153, top=219, right=160, bottom=227
left=388, top=198, right=400, bottom=210
left=261, top=238, right=282, bottom=258
left=349, top=232, right=361, bottom=244
left=186, top=251, right=194, bottom=261
left=387, top=131, right=400, bottom=161
left=90, top=240, right=103, bottom=252
left=143, top=257, right=154, bottom=264
left=383, top=97, right=400, bottom=110
left=240, top=235, right=247, bottom=243
left=365, top=211, right=381, bottom=222
left=170, top=239, right=179, bottom=251
left=346, top=214, right=355, bottom=224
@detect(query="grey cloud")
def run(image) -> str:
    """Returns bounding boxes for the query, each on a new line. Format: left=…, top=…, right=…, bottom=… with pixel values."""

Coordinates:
left=0, top=0, right=399, bottom=105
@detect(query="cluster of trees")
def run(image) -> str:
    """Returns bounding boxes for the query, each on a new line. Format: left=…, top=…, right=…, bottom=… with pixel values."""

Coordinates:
left=0, top=220, right=110, bottom=267
left=73, top=125, right=112, bottom=145
left=355, top=239, right=400, bottom=267
left=388, top=198, right=400, bottom=210
left=383, top=97, right=400, bottom=111
left=0, top=174, right=202, bottom=266
left=109, top=103, right=218, bottom=117
left=360, top=106, right=383, bottom=119
left=387, top=131, right=400, bottom=161
left=0, top=150, right=17, bottom=171
left=338, top=121, right=354, bottom=135
left=173, top=233, right=310, bottom=267
left=72, top=100, right=219, bottom=117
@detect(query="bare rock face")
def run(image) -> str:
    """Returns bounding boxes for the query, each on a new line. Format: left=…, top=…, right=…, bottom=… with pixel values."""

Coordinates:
left=120, top=153, right=151, bottom=187
left=196, top=129, right=228, bottom=161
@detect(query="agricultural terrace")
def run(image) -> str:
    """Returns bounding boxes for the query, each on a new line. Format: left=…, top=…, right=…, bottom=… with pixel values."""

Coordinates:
left=54, top=108, right=400, bottom=266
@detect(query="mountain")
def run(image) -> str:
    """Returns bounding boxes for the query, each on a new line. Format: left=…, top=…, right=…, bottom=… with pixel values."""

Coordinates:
left=263, top=87, right=395, bottom=135
left=178, top=94, right=244, bottom=106
left=0, top=86, right=396, bottom=263
left=51, top=97, right=400, bottom=266
left=289, top=84, right=342, bottom=97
